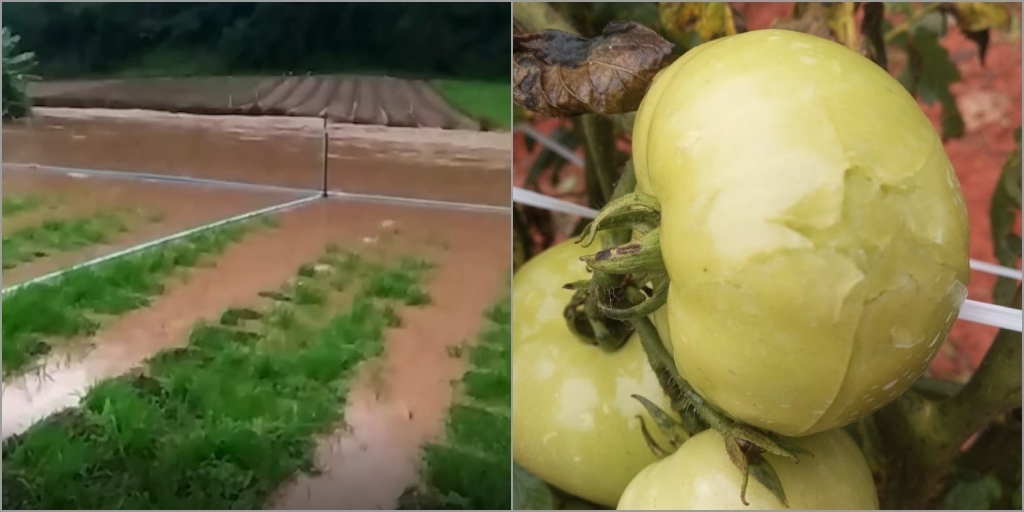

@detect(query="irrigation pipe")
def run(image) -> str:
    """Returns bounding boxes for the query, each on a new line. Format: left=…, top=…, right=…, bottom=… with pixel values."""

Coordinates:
left=514, top=125, right=1024, bottom=282
left=2, top=162, right=321, bottom=196
left=1, top=193, right=321, bottom=296
left=511, top=187, right=1022, bottom=333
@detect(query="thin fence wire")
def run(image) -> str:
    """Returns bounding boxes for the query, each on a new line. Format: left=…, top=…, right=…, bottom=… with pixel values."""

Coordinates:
left=513, top=124, right=1023, bottom=332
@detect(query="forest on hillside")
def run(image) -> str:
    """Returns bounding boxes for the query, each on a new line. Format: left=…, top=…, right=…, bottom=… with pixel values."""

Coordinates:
left=1, top=2, right=510, bottom=80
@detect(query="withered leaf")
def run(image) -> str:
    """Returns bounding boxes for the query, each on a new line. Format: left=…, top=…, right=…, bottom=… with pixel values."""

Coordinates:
left=947, top=2, right=1013, bottom=64
left=513, top=21, right=675, bottom=117
left=772, top=2, right=871, bottom=58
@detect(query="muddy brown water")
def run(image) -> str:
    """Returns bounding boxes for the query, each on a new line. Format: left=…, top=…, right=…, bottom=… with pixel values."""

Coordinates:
left=268, top=207, right=509, bottom=510
left=1, top=198, right=510, bottom=509
left=2, top=108, right=510, bottom=206
left=1, top=166, right=302, bottom=286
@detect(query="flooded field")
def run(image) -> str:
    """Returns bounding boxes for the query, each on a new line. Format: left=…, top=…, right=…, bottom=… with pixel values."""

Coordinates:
left=3, top=108, right=510, bottom=205
left=1, top=107, right=511, bottom=509
left=1, top=167, right=304, bottom=285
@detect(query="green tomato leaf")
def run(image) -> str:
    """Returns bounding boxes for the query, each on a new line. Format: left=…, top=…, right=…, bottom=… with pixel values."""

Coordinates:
left=942, top=472, right=1004, bottom=510
left=990, top=126, right=1022, bottom=306
left=898, top=12, right=965, bottom=139
left=513, top=462, right=556, bottom=510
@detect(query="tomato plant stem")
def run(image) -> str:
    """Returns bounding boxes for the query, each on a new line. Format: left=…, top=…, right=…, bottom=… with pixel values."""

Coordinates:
left=581, top=114, right=617, bottom=206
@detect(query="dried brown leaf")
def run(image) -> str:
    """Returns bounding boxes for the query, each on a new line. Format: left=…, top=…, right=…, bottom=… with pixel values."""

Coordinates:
left=772, top=2, right=870, bottom=57
left=513, top=21, right=675, bottom=117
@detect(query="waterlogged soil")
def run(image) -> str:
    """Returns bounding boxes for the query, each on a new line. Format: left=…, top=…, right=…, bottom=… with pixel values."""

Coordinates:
left=0, top=197, right=511, bottom=511
left=326, top=122, right=510, bottom=206
left=268, top=207, right=509, bottom=510
left=0, top=166, right=299, bottom=286
left=2, top=108, right=511, bottom=206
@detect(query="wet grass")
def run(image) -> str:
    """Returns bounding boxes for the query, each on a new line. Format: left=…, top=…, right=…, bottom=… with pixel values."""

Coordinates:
left=431, top=79, right=510, bottom=130
left=400, top=291, right=512, bottom=510
left=1, top=207, right=156, bottom=269
left=1, top=219, right=265, bottom=376
left=1, top=247, right=434, bottom=510
left=1, top=195, right=46, bottom=217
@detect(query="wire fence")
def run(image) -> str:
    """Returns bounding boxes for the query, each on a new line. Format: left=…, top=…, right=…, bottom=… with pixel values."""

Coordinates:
left=512, top=123, right=1023, bottom=333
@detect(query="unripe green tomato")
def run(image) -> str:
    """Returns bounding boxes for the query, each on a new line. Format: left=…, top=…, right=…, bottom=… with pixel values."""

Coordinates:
left=617, top=428, right=879, bottom=510
left=632, top=29, right=970, bottom=436
left=513, top=240, right=676, bottom=508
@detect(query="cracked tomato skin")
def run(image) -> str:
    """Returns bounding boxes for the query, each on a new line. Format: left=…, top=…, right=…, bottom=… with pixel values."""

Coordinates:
left=631, top=29, right=970, bottom=436
left=513, top=239, right=676, bottom=508
left=617, top=428, right=879, bottom=510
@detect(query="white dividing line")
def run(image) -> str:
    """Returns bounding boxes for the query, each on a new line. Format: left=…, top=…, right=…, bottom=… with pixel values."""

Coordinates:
left=970, top=259, right=1023, bottom=280
left=515, top=123, right=586, bottom=168
left=327, top=190, right=510, bottom=215
left=960, top=300, right=1022, bottom=332
left=1, top=194, right=322, bottom=296
left=2, top=162, right=321, bottom=196
left=510, top=185, right=1021, bottom=332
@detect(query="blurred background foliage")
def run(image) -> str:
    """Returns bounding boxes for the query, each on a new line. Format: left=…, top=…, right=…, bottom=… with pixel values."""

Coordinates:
left=0, top=2, right=510, bottom=80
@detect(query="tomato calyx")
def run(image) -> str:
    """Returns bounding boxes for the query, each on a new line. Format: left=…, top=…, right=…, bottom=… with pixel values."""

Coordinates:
left=571, top=192, right=817, bottom=508
left=562, top=276, right=634, bottom=351
left=632, top=315, right=814, bottom=508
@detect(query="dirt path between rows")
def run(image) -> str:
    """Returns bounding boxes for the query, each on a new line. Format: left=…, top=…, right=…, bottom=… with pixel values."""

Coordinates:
left=1, top=167, right=299, bottom=286
left=268, top=207, right=510, bottom=510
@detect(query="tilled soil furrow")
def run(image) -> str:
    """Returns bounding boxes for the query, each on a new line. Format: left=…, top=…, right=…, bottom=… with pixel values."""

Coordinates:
left=280, top=76, right=322, bottom=114
left=324, top=76, right=358, bottom=121
left=268, top=208, right=509, bottom=510
left=411, top=81, right=480, bottom=131
left=352, top=76, right=389, bottom=126
left=242, top=77, right=286, bottom=110
left=257, top=76, right=303, bottom=113
left=381, top=78, right=417, bottom=129
left=407, top=80, right=459, bottom=129
left=292, top=76, right=339, bottom=117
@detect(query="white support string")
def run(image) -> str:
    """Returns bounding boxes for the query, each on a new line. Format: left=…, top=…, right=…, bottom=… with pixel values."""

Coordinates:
left=513, top=128, right=1022, bottom=333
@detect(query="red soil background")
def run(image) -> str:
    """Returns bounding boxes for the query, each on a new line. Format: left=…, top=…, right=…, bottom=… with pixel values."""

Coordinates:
left=512, top=3, right=1023, bottom=382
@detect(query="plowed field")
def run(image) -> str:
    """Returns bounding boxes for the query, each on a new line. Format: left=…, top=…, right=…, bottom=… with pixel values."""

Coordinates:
left=28, top=75, right=480, bottom=130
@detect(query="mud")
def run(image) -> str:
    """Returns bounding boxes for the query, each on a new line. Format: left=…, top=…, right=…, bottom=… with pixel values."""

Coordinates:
left=326, top=123, right=510, bottom=207
left=3, top=108, right=510, bottom=206
left=1, top=167, right=301, bottom=285
left=3, top=110, right=325, bottom=190
left=1, top=198, right=510, bottom=446
left=29, top=75, right=480, bottom=130
left=268, top=201, right=510, bottom=510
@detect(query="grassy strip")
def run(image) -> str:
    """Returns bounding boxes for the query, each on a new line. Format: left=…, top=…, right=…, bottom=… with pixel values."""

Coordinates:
left=1, top=246, right=434, bottom=509
left=1, top=218, right=267, bottom=376
left=401, top=292, right=512, bottom=510
left=1, top=195, right=45, bottom=217
left=2, top=207, right=161, bottom=269
left=431, top=79, right=511, bottom=130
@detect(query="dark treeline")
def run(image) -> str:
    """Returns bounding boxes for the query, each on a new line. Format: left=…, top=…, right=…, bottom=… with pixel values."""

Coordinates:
left=2, top=2, right=510, bottom=80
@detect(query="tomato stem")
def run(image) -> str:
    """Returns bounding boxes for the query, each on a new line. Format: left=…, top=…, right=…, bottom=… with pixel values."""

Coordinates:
left=631, top=314, right=811, bottom=508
